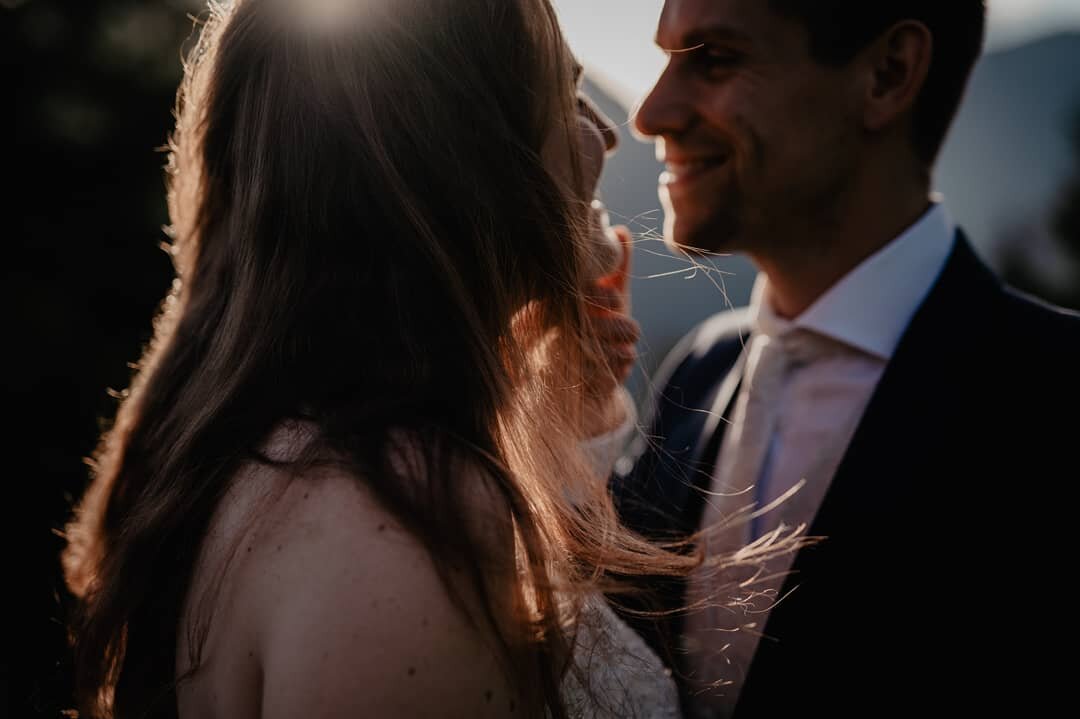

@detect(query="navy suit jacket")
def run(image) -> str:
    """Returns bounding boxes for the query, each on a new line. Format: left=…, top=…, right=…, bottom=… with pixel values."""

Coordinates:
left=612, top=233, right=1080, bottom=717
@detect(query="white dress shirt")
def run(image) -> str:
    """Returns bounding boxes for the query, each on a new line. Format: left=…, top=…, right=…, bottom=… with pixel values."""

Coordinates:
left=685, top=203, right=957, bottom=717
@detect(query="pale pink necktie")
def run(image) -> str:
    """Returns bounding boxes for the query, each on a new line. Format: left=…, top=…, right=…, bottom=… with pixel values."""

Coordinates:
left=720, top=333, right=790, bottom=510
left=684, top=331, right=791, bottom=718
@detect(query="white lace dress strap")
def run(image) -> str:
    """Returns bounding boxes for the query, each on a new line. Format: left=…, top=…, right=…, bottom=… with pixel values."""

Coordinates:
left=560, top=597, right=683, bottom=719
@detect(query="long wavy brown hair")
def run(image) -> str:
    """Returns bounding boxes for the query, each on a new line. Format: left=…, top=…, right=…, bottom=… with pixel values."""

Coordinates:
left=60, top=0, right=721, bottom=717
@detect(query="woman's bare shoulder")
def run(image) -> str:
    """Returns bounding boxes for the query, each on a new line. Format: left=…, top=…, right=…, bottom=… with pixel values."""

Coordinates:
left=181, top=441, right=518, bottom=719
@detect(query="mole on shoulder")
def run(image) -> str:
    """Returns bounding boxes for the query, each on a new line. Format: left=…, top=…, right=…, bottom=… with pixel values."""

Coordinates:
left=407, top=667, right=416, bottom=676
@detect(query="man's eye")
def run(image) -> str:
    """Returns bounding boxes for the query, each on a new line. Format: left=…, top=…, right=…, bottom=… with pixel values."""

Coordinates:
left=696, top=46, right=742, bottom=70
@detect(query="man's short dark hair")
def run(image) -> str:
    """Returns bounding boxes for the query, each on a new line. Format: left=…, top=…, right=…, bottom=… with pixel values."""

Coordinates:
left=770, top=1, right=987, bottom=164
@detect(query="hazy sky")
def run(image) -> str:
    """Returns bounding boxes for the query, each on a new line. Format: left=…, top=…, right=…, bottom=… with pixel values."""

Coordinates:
left=554, top=0, right=1080, bottom=105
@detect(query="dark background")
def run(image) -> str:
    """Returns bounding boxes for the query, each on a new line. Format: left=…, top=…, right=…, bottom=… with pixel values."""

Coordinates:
left=7, top=1, right=199, bottom=716
left=5, top=1, right=1079, bottom=716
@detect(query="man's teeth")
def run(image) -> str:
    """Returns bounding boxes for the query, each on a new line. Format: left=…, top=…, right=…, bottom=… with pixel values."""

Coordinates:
left=666, top=160, right=719, bottom=176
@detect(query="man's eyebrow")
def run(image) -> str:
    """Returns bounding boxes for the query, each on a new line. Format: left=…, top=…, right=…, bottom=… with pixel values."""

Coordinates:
left=656, top=25, right=754, bottom=53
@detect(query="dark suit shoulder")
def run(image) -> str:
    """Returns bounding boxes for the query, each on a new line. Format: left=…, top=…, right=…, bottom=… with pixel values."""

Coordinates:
left=628, top=307, right=750, bottom=471
left=1000, top=285, right=1080, bottom=345
left=997, top=289, right=1080, bottom=404
left=653, top=307, right=751, bottom=390
left=683, top=306, right=753, bottom=359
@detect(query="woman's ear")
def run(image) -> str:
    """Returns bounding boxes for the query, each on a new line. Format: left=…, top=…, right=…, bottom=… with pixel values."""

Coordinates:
left=861, top=20, right=933, bottom=133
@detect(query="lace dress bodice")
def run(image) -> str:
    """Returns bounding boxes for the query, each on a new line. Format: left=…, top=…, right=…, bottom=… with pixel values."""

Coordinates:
left=560, top=597, right=682, bottom=719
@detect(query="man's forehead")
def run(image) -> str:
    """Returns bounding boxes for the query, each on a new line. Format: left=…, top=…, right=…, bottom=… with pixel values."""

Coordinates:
left=655, top=0, right=766, bottom=49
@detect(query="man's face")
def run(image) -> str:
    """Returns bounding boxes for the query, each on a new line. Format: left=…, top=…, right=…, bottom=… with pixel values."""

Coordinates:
left=635, top=0, right=864, bottom=257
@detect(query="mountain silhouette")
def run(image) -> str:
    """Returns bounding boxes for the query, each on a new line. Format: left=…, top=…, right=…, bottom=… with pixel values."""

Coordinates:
left=938, top=32, right=1080, bottom=267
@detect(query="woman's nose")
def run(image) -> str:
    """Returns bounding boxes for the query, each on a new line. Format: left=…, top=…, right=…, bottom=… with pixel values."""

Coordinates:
left=578, top=93, right=619, bottom=153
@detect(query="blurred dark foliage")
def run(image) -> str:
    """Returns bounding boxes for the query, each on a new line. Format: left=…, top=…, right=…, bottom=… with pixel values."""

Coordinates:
left=5, top=1, right=199, bottom=715
left=1001, top=106, right=1080, bottom=310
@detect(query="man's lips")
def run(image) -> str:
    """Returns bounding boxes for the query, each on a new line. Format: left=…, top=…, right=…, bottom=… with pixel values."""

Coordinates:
left=659, top=156, right=729, bottom=186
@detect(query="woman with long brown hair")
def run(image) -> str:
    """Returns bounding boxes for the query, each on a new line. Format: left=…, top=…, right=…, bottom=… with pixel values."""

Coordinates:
left=60, top=1, right=785, bottom=717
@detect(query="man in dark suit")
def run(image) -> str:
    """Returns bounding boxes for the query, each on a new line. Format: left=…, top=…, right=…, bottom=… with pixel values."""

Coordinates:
left=612, top=1, right=1080, bottom=716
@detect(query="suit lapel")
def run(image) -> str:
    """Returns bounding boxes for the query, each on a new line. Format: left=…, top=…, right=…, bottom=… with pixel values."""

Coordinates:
left=735, top=232, right=1005, bottom=712
left=612, top=326, right=749, bottom=672
left=805, top=231, right=998, bottom=538
left=635, top=331, right=749, bottom=541
left=675, top=349, right=748, bottom=535
left=693, top=350, right=748, bottom=475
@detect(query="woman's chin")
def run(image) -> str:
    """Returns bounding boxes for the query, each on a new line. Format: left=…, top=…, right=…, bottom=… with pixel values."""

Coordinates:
left=587, top=200, right=622, bottom=278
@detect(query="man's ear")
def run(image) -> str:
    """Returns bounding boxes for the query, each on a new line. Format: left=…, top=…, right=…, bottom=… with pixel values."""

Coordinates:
left=860, top=20, right=933, bottom=132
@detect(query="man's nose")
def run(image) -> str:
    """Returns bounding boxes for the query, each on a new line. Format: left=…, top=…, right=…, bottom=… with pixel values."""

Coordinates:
left=632, top=63, right=688, bottom=140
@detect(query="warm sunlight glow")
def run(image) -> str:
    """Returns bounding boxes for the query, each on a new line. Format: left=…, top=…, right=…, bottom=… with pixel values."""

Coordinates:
left=274, top=0, right=375, bottom=32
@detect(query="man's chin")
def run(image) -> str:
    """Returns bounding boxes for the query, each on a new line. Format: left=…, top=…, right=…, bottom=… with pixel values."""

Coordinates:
left=663, top=212, right=739, bottom=257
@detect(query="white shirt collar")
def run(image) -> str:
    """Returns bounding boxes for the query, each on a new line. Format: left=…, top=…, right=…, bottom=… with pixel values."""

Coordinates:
left=750, top=202, right=956, bottom=360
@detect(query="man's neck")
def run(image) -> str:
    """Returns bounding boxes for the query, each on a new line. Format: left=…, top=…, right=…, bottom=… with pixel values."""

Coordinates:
left=751, top=186, right=934, bottom=320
